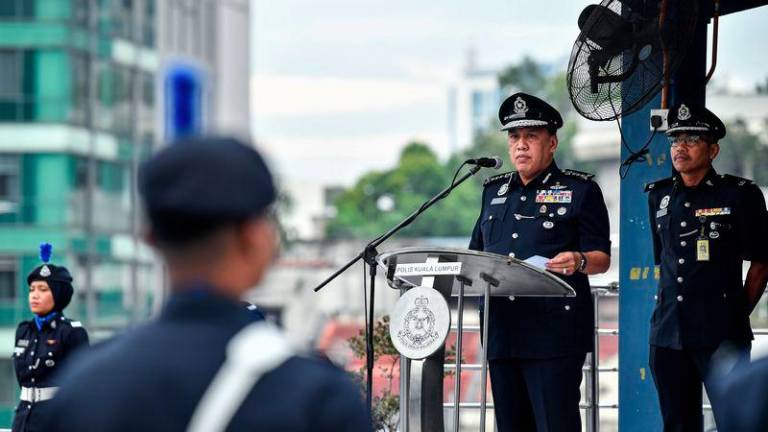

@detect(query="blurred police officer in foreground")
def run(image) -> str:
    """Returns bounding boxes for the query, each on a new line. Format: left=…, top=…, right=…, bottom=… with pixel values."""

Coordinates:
left=645, top=103, right=768, bottom=431
left=715, top=355, right=768, bottom=431
left=469, top=93, right=611, bottom=431
left=13, top=243, right=89, bottom=432
left=42, top=137, right=371, bottom=432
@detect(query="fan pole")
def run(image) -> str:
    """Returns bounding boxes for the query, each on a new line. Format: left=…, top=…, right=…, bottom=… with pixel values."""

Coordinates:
left=659, top=0, right=671, bottom=108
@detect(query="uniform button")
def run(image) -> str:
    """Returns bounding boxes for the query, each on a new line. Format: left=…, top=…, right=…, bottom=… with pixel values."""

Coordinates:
left=680, top=221, right=687, bottom=227
left=28, top=366, right=32, bottom=370
left=677, top=295, right=684, bottom=302
left=654, top=295, right=658, bottom=300
left=520, top=196, right=527, bottom=201
left=684, top=202, right=691, bottom=208
left=680, top=241, right=687, bottom=247
left=512, top=233, right=519, bottom=239
left=677, top=276, right=684, bottom=283
left=564, top=305, right=571, bottom=311
left=657, top=224, right=661, bottom=229
left=508, top=252, right=515, bottom=258
left=31, top=378, right=35, bottom=383
left=678, top=258, right=685, bottom=264
left=723, top=293, right=727, bottom=298
left=509, top=296, right=515, bottom=301
left=488, top=215, right=493, bottom=220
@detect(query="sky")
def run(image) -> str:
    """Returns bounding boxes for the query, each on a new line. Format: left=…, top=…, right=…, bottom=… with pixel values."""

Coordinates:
left=249, top=1, right=768, bottom=186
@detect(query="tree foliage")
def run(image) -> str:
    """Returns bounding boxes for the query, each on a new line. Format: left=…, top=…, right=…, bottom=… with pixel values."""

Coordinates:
left=325, top=57, right=599, bottom=239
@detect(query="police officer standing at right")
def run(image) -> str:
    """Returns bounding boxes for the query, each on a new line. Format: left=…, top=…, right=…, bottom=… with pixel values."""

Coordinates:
left=645, top=102, right=768, bottom=431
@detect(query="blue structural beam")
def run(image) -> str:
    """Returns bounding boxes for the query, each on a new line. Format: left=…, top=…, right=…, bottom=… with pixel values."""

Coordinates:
left=618, top=5, right=709, bottom=431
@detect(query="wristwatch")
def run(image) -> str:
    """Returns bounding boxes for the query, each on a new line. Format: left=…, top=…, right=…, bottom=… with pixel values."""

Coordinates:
left=577, top=252, right=588, bottom=273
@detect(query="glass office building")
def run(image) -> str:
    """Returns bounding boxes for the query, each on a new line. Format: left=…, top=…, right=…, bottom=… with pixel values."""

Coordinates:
left=0, top=0, right=160, bottom=423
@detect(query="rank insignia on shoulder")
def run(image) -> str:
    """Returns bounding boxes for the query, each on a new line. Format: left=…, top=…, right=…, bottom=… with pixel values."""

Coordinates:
left=483, top=172, right=513, bottom=187
left=562, top=169, right=594, bottom=181
left=644, top=177, right=673, bottom=192
left=722, top=174, right=753, bottom=186
left=70, top=321, right=83, bottom=328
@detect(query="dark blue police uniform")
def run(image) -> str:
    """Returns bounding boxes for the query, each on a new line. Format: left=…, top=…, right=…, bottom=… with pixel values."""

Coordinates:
left=469, top=93, right=611, bottom=431
left=714, top=356, right=768, bottom=432
left=13, top=247, right=89, bottom=432
left=645, top=103, right=768, bottom=431
left=43, top=288, right=370, bottom=432
left=40, top=136, right=371, bottom=432
left=12, top=315, right=88, bottom=432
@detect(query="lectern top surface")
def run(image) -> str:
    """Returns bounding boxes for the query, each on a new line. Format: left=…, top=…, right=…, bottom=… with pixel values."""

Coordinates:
left=377, top=247, right=575, bottom=297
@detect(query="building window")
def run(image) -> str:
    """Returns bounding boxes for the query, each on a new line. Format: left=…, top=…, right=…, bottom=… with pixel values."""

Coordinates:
left=0, top=0, right=34, bottom=19
left=0, top=258, right=17, bottom=301
left=0, top=156, right=19, bottom=216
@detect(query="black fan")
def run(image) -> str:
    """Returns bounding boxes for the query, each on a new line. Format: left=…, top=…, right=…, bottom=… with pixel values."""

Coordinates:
left=567, top=0, right=698, bottom=121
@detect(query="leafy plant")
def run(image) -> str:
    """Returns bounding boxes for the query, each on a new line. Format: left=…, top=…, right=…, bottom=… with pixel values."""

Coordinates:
left=348, top=315, right=461, bottom=431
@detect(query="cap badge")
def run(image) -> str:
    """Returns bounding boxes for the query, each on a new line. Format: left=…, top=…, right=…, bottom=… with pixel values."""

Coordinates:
left=39, top=265, right=51, bottom=277
left=513, top=96, right=529, bottom=115
left=678, top=104, right=691, bottom=121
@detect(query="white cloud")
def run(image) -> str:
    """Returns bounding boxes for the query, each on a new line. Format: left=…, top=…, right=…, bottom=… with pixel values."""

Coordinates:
left=250, top=74, right=448, bottom=116
left=257, top=131, right=451, bottom=185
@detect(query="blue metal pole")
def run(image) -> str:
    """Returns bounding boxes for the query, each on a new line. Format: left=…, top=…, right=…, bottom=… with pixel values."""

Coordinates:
left=618, top=8, right=708, bottom=431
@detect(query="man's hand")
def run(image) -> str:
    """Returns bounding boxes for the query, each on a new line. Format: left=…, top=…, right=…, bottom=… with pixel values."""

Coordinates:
left=546, top=252, right=581, bottom=276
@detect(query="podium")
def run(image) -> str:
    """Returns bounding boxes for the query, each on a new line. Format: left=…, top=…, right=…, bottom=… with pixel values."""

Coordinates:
left=377, top=247, right=575, bottom=432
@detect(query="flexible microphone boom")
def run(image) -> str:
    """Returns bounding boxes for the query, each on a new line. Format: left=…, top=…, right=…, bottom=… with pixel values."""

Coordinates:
left=466, top=157, right=503, bottom=169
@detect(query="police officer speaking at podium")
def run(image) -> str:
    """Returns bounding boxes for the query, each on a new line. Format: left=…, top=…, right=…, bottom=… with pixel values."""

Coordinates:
left=469, top=93, right=611, bottom=431
left=42, top=137, right=371, bottom=432
left=12, top=243, right=89, bottom=432
left=645, top=103, right=768, bottom=431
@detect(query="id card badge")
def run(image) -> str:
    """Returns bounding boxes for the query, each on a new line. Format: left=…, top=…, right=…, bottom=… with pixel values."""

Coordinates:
left=697, top=239, right=710, bottom=261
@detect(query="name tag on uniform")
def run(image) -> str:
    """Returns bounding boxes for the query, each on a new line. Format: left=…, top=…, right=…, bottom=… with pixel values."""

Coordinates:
left=656, top=209, right=668, bottom=218
left=695, top=207, right=731, bottom=217
left=536, top=190, right=572, bottom=203
left=491, top=197, right=507, bottom=205
left=697, top=239, right=710, bottom=261
left=13, top=347, right=24, bottom=355
left=17, top=339, right=28, bottom=347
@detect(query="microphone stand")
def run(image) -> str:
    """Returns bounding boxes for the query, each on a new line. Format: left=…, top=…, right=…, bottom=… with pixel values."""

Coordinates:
left=314, top=163, right=484, bottom=412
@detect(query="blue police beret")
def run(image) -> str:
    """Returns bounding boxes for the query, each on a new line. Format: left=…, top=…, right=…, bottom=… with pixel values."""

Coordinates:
left=138, top=136, right=276, bottom=242
left=499, top=92, right=564, bottom=132
left=666, top=103, right=726, bottom=140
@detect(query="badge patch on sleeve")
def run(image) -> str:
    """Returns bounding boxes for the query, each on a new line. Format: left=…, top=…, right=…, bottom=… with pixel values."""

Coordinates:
left=536, top=190, right=572, bottom=203
left=695, top=207, right=731, bottom=217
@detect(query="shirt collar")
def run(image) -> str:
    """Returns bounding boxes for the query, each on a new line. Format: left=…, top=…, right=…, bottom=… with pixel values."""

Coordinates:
left=673, top=167, right=719, bottom=189
left=513, top=160, right=560, bottom=188
left=33, top=311, right=58, bottom=331
left=162, top=282, right=254, bottom=327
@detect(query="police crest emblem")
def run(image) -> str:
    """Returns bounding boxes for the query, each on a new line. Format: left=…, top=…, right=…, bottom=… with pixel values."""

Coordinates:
left=39, top=265, right=51, bottom=277
left=389, top=286, right=450, bottom=359
left=513, top=96, right=528, bottom=115
left=678, top=104, right=691, bottom=121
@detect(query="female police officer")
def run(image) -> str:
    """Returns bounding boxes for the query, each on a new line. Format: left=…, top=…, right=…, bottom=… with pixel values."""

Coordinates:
left=12, top=243, right=89, bottom=432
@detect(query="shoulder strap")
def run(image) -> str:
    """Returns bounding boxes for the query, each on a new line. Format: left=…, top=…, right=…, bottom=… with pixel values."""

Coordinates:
left=187, top=322, right=293, bottom=432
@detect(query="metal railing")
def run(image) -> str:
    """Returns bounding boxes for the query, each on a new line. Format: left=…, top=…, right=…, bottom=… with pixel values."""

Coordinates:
left=441, top=284, right=620, bottom=432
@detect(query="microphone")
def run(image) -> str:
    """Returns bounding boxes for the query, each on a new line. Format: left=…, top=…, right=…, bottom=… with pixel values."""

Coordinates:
left=467, top=157, right=503, bottom=169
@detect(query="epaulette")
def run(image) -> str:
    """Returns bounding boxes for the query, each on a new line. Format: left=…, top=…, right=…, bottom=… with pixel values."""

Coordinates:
left=63, top=317, right=83, bottom=328
left=562, top=169, right=594, bottom=182
left=721, top=173, right=754, bottom=186
left=644, top=177, right=673, bottom=192
left=483, top=172, right=513, bottom=187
